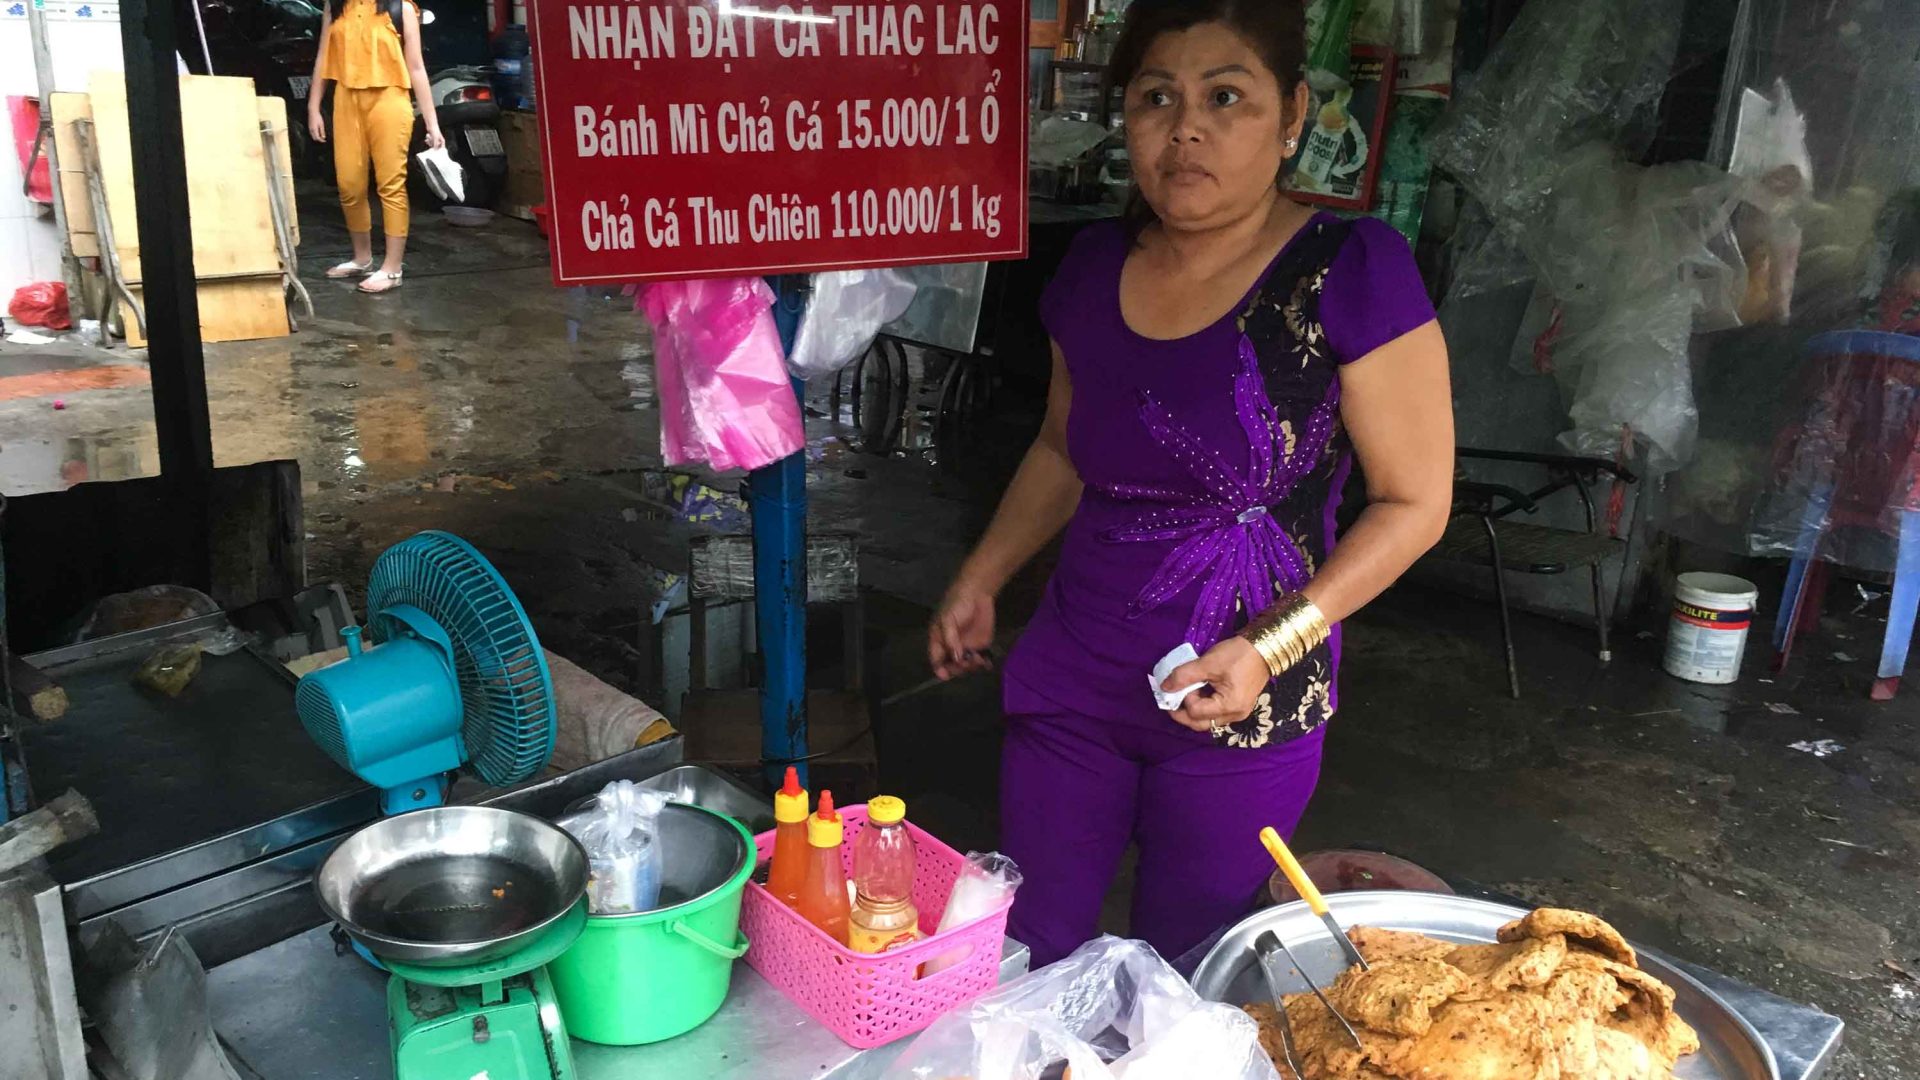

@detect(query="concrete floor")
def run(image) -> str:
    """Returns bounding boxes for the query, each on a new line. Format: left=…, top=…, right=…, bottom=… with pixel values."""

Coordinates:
left=4, top=189, right=1916, bottom=1074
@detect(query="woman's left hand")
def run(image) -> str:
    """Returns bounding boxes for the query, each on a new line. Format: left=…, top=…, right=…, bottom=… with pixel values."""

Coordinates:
left=425, top=127, right=446, bottom=150
left=1164, top=637, right=1272, bottom=735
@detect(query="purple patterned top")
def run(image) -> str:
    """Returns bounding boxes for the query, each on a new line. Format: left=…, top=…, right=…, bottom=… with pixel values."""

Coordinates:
left=1003, top=213, right=1436, bottom=747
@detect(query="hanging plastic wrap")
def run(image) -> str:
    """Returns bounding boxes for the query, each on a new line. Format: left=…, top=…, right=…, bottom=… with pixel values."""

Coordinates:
left=1500, top=146, right=1749, bottom=473
left=1744, top=331, right=1920, bottom=575
left=787, top=269, right=919, bottom=381
left=637, top=277, right=805, bottom=473
left=1428, top=0, right=1682, bottom=299
left=882, top=936, right=1281, bottom=1080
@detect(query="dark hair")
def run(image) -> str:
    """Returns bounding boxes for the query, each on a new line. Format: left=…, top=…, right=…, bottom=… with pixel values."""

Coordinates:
left=1104, top=0, right=1308, bottom=235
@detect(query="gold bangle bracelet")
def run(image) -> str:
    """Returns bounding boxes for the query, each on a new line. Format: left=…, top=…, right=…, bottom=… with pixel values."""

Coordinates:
left=1239, top=593, right=1330, bottom=679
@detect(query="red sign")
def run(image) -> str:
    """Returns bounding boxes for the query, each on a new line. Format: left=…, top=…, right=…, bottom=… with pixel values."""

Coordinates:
left=527, top=0, right=1029, bottom=284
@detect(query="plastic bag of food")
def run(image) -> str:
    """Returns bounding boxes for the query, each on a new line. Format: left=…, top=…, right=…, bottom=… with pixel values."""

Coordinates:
left=558, top=780, right=669, bottom=914
left=923, top=852, right=1023, bottom=976
left=133, top=643, right=204, bottom=697
left=884, top=936, right=1281, bottom=1080
left=787, top=269, right=918, bottom=380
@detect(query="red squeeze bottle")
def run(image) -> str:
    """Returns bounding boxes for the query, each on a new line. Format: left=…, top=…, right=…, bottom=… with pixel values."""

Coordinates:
left=766, top=767, right=810, bottom=908
left=796, top=790, right=851, bottom=945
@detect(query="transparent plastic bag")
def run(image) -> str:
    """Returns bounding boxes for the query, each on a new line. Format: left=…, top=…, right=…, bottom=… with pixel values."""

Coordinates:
left=787, top=269, right=918, bottom=380
left=558, top=780, right=669, bottom=914
left=636, top=277, right=804, bottom=473
left=922, top=852, right=1023, bottom=977
left=883, top=936, right=1282, bottom=1080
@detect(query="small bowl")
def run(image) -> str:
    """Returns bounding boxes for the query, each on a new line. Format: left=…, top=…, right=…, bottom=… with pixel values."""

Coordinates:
left=316, top=806, right=588, bottom=967
left=1267, top=849, right=1453, bottom=906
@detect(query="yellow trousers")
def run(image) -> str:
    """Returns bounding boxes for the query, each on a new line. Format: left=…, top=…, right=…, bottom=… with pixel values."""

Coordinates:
left=333, top=85, right=413, bottom=237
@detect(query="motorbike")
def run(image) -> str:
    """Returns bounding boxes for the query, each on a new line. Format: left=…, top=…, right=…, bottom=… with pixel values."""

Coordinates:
left=410, top=65, right=506, bottom=211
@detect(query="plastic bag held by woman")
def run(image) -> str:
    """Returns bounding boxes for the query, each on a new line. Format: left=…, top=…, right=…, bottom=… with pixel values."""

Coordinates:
left=883, top=936, right=1281, bottom=1080
left=788, top=269, right=919, bottom=380
left=638, top=277, right=805, bottom=472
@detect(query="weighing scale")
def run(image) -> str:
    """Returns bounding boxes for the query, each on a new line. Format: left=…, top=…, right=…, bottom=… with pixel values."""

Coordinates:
left=382, top=904, right=585, bottom=1080
left=300, top=532, right=582, bottom=1080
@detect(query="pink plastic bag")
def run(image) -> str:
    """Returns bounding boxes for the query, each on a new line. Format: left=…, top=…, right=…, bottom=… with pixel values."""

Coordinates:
left=636, top=278, right=804, bottom=473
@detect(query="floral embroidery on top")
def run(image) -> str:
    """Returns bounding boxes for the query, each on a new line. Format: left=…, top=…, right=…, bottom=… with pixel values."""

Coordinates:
left=1094, top=336, right=1340, bottom=654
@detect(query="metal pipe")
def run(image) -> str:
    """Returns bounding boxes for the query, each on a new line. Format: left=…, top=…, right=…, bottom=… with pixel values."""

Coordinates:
left=751, top=276, right=810, bottom=788
left=25, top=0, right=84, bottom=311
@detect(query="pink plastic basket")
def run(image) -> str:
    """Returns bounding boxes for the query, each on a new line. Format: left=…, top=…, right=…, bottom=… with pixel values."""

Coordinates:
left=740, top=803, right=1012, bottom=1049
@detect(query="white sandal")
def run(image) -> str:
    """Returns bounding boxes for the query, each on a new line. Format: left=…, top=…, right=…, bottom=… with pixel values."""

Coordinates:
left=327, top=258, right=375, bottom=278
left=358, top=269, right=403, bottom=294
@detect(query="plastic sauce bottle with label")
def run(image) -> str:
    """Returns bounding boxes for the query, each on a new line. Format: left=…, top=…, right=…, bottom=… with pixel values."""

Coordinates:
left=796, top=790, right=851, bottom=945
left=849, top=795, right=921, bottom=953
left=765, top=767, right=810, bottom=909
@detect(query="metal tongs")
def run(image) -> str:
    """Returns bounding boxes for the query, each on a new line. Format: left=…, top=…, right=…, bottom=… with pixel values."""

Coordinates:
left=1254, top=930, right=1363, bottom=1062
left=1252, top=827, right=1368, bottom=1070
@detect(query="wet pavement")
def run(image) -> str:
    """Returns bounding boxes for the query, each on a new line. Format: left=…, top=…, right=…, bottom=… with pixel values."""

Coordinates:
left=3, top=188, right=1916, bottom=1074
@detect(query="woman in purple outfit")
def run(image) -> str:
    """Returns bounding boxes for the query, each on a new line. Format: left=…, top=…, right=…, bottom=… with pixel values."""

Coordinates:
left=928, top=0, right=1454, bottom=967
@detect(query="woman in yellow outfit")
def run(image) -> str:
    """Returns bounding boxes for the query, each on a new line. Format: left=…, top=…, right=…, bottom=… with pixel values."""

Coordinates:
left=307, top=0, right=444, bottom=294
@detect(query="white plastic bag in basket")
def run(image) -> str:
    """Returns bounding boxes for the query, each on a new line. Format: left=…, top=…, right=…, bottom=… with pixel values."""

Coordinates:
left=880, top=936, right=1281, bottom=1080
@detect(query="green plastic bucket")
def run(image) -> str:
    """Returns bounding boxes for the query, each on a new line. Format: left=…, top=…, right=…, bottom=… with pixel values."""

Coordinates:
left=548, top=803, right=754, bottom=1045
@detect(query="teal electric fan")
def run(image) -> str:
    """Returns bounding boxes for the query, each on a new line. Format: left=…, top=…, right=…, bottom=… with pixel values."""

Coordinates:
left=295, top=530, right=558, bottom=814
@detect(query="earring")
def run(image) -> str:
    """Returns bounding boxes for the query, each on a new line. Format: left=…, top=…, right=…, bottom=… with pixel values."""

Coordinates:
left=1285, top=136, right=1299, bottom=152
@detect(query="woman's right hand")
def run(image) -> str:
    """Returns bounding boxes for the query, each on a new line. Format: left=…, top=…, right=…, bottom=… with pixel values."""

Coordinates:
left=929, top=581, right=996, bottom=680
left=308, top=111, right=327, bottom=145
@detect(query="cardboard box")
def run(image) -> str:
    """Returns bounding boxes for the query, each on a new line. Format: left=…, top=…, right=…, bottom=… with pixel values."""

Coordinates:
left=497, top=109, right=544, bottom=221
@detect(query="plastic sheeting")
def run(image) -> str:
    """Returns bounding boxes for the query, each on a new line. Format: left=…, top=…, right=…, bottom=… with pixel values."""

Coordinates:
left=1652, top=0, right=1920, bottom=572
left=1429, top=0, right=1682, bottom=300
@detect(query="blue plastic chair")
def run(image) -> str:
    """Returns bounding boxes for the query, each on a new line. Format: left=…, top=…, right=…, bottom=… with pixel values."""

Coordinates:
left=1771, top=330, right=1920, bottom=698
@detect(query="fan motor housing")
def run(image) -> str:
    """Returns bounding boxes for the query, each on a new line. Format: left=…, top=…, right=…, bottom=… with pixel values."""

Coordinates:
left=298, top=634, right=465, bottom=803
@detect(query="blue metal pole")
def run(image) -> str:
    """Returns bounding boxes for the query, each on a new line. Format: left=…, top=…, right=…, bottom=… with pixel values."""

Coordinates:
left=752, top=276, right=810, bottom=788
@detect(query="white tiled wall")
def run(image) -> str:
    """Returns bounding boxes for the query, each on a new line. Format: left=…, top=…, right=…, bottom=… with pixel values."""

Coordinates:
left=0, top=0, right=127, bottom=299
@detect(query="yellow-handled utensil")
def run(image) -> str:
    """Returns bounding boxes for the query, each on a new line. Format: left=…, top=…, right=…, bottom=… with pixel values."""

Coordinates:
left=1260, top=826, right=1369, bottom=972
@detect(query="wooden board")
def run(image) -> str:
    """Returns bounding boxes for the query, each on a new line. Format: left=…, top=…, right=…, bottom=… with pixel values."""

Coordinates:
left=88, top=71, right=282, bottom=283
left=123, top=279, right=288, bottom=347
left=49, top=92, right=97, bottom=259
left=256, top=95, right=299, bottom=248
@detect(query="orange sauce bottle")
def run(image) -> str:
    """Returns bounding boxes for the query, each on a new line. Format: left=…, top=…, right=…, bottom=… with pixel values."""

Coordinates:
left=765, top=767, right=810, bottom=909
left=796, top=790, right=851, bottom=945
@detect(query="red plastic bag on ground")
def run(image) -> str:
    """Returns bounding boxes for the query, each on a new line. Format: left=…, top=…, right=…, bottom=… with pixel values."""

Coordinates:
left=9, top=282, right=71, bottom=330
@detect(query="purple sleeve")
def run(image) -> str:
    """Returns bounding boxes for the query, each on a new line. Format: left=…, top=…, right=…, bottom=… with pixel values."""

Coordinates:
left=1040, top=222, right=1125, bottom=345
left=1320, top=217, right=1437, bottom=364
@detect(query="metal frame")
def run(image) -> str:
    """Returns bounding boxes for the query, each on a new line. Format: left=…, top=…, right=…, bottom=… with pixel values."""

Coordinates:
left=1448, top=448, right=1638, bottom=699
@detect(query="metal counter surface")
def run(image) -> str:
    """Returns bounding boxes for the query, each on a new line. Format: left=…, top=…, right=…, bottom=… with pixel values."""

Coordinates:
left=207, top=926, right=1030, bottom=1080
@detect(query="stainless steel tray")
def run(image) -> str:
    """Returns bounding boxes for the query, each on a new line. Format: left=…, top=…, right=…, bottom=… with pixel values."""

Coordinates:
left=1191, top=891, right=1779, bottom=1080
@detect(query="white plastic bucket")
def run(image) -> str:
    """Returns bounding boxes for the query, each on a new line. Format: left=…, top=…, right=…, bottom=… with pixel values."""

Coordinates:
left=1664, top=572, right=1760, bottom=684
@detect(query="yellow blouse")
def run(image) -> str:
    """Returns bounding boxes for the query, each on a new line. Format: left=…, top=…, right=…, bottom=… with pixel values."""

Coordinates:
left=321, top=0, right=416, bottom=90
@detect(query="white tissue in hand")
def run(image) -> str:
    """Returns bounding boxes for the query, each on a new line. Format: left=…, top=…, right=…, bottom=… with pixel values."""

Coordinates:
left=1150, top=643, right=1206, bottom=711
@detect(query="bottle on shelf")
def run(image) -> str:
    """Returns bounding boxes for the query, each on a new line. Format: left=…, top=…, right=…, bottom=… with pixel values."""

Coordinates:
left=765, top=766, right=810, bottom=909
left=849, top=795, right=921, bottom=953
left=796, top=790, right=851, bottom=945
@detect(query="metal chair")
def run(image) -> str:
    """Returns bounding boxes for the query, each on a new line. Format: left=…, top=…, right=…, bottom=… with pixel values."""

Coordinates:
left=1425, top=449, right=1637, bottom=697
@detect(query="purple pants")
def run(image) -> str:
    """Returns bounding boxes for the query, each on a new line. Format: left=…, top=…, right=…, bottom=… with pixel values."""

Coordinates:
left=999, top=681, right=1326, bottom=968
